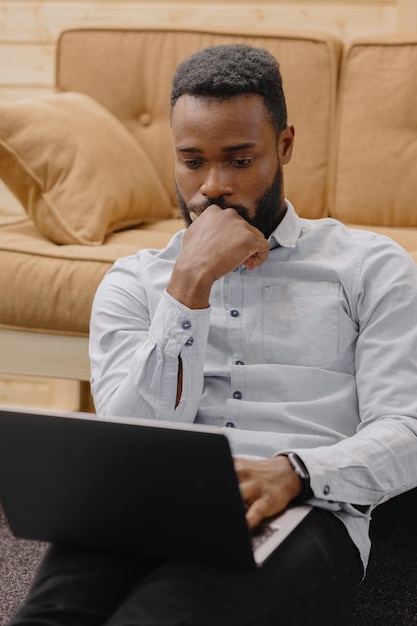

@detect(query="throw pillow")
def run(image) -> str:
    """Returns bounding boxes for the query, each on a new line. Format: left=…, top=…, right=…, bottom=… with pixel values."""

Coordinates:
left=0, top=91, right=172, bottom=245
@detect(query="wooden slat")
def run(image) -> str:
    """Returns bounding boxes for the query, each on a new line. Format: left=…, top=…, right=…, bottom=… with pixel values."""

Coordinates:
left=397, top=0, right=417, bottom=32
left=0, top=42, right=54, bottom=85
left=0, top=1, right=401, bottom=45
left=0, top=85, right=54, bottom=101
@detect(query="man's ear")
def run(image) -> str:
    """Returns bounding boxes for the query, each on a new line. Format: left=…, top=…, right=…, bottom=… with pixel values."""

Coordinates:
left=279, top=124, right=295, bottom=164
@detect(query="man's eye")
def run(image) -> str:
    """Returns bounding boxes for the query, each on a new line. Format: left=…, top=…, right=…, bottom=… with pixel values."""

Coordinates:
left=231, top=158, right=253, bottom=167
left=185, top=159, right=203, bottom=169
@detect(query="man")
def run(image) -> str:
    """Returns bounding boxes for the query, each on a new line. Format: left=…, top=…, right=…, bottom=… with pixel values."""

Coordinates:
left=11, top=44, right=417, bottom=626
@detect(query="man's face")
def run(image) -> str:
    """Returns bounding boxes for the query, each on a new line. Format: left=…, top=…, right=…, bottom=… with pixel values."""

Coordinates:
left=171, top=93, right=294, bottom=238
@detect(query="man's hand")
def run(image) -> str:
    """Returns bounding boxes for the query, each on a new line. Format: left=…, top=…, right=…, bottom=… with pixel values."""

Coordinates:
left=234, top=456, right=303, bottom=529
left=167, top=205, right=269, bottom=309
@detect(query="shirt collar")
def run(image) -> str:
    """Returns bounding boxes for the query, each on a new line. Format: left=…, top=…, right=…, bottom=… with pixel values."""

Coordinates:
left=269, top=200, right=301, bottom=250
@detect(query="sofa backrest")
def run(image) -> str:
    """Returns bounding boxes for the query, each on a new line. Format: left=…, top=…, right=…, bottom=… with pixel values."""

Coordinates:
left=329, top=36, right=417, bottom=228
left=56, top=27, right=342, bottom=221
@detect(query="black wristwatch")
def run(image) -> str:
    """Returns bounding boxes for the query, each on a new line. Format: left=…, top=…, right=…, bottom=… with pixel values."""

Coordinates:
left=281, top=452, right=313, bottom=503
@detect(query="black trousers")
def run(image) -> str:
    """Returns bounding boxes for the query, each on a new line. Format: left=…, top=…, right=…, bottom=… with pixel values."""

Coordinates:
left=9, top=508, right=363, bottom=626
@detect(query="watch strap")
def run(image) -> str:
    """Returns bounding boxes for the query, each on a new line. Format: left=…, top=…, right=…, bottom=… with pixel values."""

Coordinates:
left=281, top=452, right=313, bottom=503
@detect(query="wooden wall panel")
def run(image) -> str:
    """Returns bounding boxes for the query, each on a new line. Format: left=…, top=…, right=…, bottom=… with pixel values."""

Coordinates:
left=0, top=2, right=400, bottom=43
left=0, top=1, right=404, bottom=104
left=0, top=43, right=54, bottom=86
left=398, top=0, right=417, bottom=32
left=0, top=0, right=398, bottom=93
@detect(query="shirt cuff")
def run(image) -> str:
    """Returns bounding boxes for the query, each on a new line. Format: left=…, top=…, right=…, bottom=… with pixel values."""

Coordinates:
left=148, top=290, right=211, bottom=357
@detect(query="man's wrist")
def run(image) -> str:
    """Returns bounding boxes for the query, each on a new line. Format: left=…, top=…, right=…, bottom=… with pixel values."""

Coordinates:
left=280, top=452, right=313, bottom=504
left=167, top=259, right=212, bottom=309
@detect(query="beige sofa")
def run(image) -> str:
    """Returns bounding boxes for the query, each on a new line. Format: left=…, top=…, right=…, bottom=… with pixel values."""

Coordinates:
left=1, top=27, right=417, bottom=390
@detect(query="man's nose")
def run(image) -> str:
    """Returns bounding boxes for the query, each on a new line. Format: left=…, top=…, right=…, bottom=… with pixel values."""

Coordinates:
left=200, top=165, right=233, bottom=199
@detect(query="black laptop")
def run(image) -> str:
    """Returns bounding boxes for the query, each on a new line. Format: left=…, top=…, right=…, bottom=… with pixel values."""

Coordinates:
left=0, top=406, right=311, bottom=569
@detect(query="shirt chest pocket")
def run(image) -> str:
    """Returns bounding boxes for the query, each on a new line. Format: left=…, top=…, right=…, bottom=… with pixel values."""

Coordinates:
left=262, top=281, right=339, bottom=367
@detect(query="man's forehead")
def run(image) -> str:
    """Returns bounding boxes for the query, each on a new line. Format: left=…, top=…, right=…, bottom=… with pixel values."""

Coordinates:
left=171, top=95, right=276, bottom=156
left=172, top=92, right=265, bottom=112
left=171, top=93, right=269, bottom=133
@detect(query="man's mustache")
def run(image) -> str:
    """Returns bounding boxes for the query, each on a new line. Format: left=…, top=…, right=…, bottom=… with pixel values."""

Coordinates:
left=188, top=198, right=249, bottom=215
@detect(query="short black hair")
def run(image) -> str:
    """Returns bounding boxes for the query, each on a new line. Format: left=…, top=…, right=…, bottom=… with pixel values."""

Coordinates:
left=170, top=44, right=287, bottom=134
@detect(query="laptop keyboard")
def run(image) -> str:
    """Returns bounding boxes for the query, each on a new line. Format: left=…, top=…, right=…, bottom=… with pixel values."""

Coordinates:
left=251, top=521, right=282, bottom=551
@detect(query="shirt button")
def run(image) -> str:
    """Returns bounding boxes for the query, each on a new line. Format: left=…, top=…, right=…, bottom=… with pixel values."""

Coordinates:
left=323, top=485, right=331, bottom=496
left=234, top=360, right=245, bottom=365
left=233, top=391, right=242, bottom=400
left=230, top=309, right=240, bottom=318
left=185, top=337, right=194, bottom=346
left=181, top=320, right=192, bottom=330
left=225, top=421, right=235, bottom=428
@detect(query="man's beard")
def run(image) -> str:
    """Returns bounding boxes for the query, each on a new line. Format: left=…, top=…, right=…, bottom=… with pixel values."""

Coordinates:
left=175, top=167, right=286, bottom=239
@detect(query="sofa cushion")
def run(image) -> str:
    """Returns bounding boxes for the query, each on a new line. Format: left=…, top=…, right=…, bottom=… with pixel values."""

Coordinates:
left=56, top=28, right=342, bottom=220
left=0, top=92, right=172, bottom=245
left=329, top=37, right=417, bottom=227
left=345, top=223, right=417, bottom=257
left=0, top=218, right=184, bottom=335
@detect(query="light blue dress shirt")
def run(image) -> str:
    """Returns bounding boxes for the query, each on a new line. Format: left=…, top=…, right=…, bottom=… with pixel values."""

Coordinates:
left=89, top=201, right=417, bottom=569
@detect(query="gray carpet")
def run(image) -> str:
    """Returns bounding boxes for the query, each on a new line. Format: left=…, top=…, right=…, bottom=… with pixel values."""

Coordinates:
left=351, top=487, right=417, bottom=626
left=0, top=505, right=46, bottom=625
